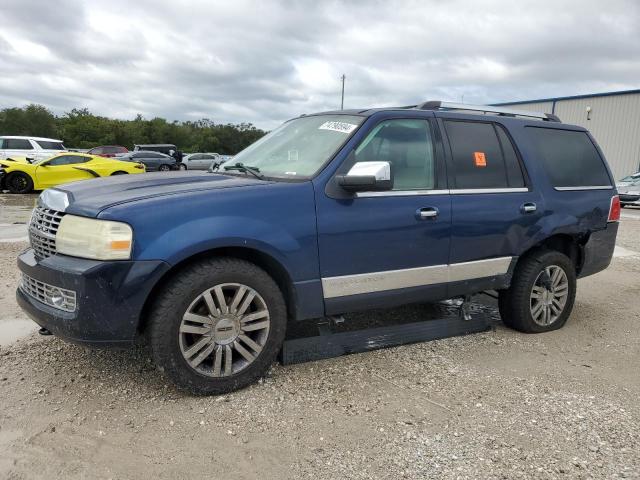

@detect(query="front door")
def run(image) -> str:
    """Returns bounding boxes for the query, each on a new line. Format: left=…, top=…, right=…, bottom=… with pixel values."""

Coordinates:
left=315, top=118, right=452, bottom=314
left=35, top=155, right=94, bottom=188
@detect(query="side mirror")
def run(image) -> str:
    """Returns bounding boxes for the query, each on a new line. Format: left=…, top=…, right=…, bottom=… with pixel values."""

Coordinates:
left=336, top=161, right=392, bottom=192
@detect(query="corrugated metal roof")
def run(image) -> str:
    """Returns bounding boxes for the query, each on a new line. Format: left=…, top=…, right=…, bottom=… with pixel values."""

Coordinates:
left=492, top=88, right=640, bottom=106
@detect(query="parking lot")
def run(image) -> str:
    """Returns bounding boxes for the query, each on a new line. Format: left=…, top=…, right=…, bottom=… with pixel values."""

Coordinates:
left=0, top=193, right=639, bottom=479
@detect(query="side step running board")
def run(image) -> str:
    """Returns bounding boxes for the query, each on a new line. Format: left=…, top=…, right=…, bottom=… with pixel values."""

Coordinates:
left=280, top=298, right=494, bottom=365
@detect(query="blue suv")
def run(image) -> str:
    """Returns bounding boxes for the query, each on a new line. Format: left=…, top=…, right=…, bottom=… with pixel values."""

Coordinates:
left=16, top=101, right=620, bottom=394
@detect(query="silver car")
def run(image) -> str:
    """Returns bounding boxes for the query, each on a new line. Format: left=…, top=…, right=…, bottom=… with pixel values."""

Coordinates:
left=182, top=153, right=221, bottom=170
left=619, top=178, right=640, bottom=207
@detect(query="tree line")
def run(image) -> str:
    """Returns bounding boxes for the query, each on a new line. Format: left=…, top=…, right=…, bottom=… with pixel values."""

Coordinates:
left=0, top=104, right=267, bottom=154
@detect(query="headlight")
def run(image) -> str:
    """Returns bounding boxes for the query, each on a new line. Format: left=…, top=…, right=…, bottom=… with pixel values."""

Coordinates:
left=56, top=215, right=133, bottom=260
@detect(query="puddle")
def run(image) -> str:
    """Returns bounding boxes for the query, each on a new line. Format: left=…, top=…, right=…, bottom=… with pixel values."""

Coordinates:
left=0, top=193, right=38, bottom=224
left=0, top=318, right=37, bottom=347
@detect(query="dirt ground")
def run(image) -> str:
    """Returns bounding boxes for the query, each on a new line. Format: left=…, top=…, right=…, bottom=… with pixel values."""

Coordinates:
left=0, top=195, right=639, bottom=479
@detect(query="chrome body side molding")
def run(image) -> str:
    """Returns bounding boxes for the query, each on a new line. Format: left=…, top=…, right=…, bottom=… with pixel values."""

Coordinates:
left=322, top=256, right=514, bottom=299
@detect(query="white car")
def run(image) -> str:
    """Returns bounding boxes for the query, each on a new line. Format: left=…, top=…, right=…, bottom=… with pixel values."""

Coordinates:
left=616, top=171, right=640, bottom=188
left=0, top=136, right=67, bottom=162
left=182, top=152, right=222, bottom=170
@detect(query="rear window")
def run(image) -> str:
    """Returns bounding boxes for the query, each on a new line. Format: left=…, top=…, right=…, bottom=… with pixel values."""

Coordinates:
left=444, top=120, right=526, bottom=189
left=527, top=128, right=611, bottom=188
left=36, top=140, right=65, bottom=150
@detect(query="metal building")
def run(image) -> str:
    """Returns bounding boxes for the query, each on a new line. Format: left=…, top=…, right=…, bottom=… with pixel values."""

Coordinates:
left=493, top=89, right=640, bottom=179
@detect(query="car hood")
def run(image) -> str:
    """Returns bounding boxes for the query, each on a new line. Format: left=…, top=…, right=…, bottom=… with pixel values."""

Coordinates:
left=47, top=171, right=270, bottom=217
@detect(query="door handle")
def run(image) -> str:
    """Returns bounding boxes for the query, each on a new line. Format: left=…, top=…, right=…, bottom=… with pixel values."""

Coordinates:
left=417, top=207, right=439, bottom=220
left=521, top=202, right=537, bottom=214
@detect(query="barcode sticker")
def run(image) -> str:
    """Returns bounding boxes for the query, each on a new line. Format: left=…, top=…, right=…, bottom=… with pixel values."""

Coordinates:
left=319, top=121, right=358, bottom=134
left=474, top=151, right=487, bottom=167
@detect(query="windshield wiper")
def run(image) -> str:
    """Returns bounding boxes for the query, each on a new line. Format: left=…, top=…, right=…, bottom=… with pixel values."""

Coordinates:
left=223, top=162, right=264, bottom=180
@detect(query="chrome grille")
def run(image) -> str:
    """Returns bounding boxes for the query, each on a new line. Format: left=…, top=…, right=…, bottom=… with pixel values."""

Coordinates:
left=29, top=207, right=65, bottom=259
left=20, top=273, right=77, bottom=312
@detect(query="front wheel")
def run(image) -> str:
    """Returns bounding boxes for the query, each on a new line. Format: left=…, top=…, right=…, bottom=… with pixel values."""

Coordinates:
left=149, top=258, right=287, bottom=395
left=178, top=163, right=187, bottom=170
left=158, top=164, right=171, bottom=172
left=5, top=172, right=34, bottom=193
left=499, top=250, right=576, bottom=333
left=111, top=171, right=128, bottom=175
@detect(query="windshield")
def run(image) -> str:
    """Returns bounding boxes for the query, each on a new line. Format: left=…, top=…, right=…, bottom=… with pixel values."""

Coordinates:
left=220, top=115, right=364, bottom=178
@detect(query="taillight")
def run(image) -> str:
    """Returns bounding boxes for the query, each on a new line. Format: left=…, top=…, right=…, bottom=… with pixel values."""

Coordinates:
left=608, top=195, right=620, bottom=222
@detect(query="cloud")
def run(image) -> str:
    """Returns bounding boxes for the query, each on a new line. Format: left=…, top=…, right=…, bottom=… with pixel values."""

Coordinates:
left=0, top=0, right=639, bottom=129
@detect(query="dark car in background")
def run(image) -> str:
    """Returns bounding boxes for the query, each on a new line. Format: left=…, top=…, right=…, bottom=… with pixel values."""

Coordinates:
left=87, top=145, right=128, bottom=158
left=117, top=151, right=177, bottom=171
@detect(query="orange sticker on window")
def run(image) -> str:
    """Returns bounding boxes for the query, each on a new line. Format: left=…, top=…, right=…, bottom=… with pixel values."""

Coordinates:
left=474, top=151, right=486, bottom=167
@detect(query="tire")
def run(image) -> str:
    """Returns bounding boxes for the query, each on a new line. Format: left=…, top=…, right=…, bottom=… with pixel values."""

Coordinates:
left=499, top=250, right=576, bottom=333
left=149, top=257, right=287, bottom=395
left=159, top=164, right=171, bottom=172
left=6, top=172, right=34, bottom=194
left=178, top=163, right=187, bottom=170
left=111, top=171, right=128, bottom=175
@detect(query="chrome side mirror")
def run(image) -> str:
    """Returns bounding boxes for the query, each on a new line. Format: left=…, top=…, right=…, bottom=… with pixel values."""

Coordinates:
left=336, top=161, right=392, bottom=192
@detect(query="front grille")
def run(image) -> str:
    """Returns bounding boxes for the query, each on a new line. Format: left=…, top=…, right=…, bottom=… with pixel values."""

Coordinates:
left=29, top=207, right=65, bottom=259
left=20, top=273, right=77, bottom=312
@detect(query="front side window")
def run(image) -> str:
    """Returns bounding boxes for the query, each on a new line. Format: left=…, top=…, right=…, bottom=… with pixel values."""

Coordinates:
left=5, top=139, right=33, bottom=150
left=222, top=114, right=365, bottom=178
left=354, top=119, right=435, bottom=190
left=444, top=121, right=525, bottom=189
left=46, top=155, right=88, bottom=166
left=527, top=127, right=611, bottom=188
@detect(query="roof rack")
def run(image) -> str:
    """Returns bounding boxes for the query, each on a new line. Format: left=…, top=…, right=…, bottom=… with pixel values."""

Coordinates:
left=416, top=101, right=561, bottom=122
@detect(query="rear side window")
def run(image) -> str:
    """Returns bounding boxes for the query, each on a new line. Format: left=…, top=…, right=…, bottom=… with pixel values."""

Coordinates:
left=444, top=121, right=525, bottom=189
left=527, top=128, right=611, bottom=188
left=36, top=140, right=65, bottom=150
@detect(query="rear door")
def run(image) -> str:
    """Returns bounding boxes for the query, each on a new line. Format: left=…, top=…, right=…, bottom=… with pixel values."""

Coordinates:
left=316, top=117, right=452, bottom=314
left=438, top=117, right=543, bottom=295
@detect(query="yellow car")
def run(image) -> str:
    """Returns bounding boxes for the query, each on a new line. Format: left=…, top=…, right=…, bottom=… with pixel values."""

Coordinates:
left=0, top=152, right=145, bottom=193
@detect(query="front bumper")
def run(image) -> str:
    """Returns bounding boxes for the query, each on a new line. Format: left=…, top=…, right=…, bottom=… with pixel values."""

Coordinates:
left=620, top=193, right=640, bottom=206
left=16, top=249, right=170, bottom=346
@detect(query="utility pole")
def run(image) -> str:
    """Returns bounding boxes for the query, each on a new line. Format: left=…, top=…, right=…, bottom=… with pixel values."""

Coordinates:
left=340, top=74, right=346, bottom=110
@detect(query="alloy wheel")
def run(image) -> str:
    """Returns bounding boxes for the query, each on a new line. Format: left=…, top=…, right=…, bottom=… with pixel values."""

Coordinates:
left=179, top=283, right=271, bottom=377
left=530, top=265, right=569, bottom=326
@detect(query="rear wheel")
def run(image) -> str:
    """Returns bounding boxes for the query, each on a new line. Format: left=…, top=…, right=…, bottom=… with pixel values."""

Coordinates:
left=149, top=258, right=287, bottom=395
left=159, top=164, right=171, bottom=172
left=6, top=172, right=34, bottom=194
left=499, top=250, right=576, bottom=333
left=178, top=163, right=187, bottom=170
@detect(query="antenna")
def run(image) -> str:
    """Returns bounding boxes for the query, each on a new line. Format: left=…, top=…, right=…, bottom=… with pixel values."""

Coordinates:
left=340, top=74, right=346, bottom=110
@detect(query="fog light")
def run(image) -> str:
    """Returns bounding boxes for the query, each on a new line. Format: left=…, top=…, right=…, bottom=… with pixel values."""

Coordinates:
left=49, top=288, right=65, bottom=308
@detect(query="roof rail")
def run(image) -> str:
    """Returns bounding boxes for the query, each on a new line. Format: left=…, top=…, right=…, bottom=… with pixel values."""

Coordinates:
left=416, top=101, right=561, bottom=122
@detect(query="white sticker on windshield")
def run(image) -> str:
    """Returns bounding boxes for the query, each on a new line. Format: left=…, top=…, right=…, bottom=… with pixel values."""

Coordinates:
left=318, top=121, right=358, bottom=134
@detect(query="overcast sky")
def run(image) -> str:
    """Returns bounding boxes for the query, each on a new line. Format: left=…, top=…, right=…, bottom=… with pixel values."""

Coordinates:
left=1, top=0, right=639, bottom=129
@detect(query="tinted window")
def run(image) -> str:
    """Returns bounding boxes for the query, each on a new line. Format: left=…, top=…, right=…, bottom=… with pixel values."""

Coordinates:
left=355, top=119, right=435, bottom=190
left=36, top=140, right=65, bottom=150
left=444, top=121, right=525, bottom=189
left=5, top=139, right=33, bottom=150
left=190, top=154, right=203, bottom=160
left=496, top=126, right=526, bottom=188
left=47, top=155, right=89, bottom=166
left=89, top=147, right=104, bottom=154
left=527, top=128, right=611, bottom=187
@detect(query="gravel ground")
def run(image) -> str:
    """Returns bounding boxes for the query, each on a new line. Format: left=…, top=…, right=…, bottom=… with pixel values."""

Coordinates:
left=0, top=201, right=639, bottom=479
